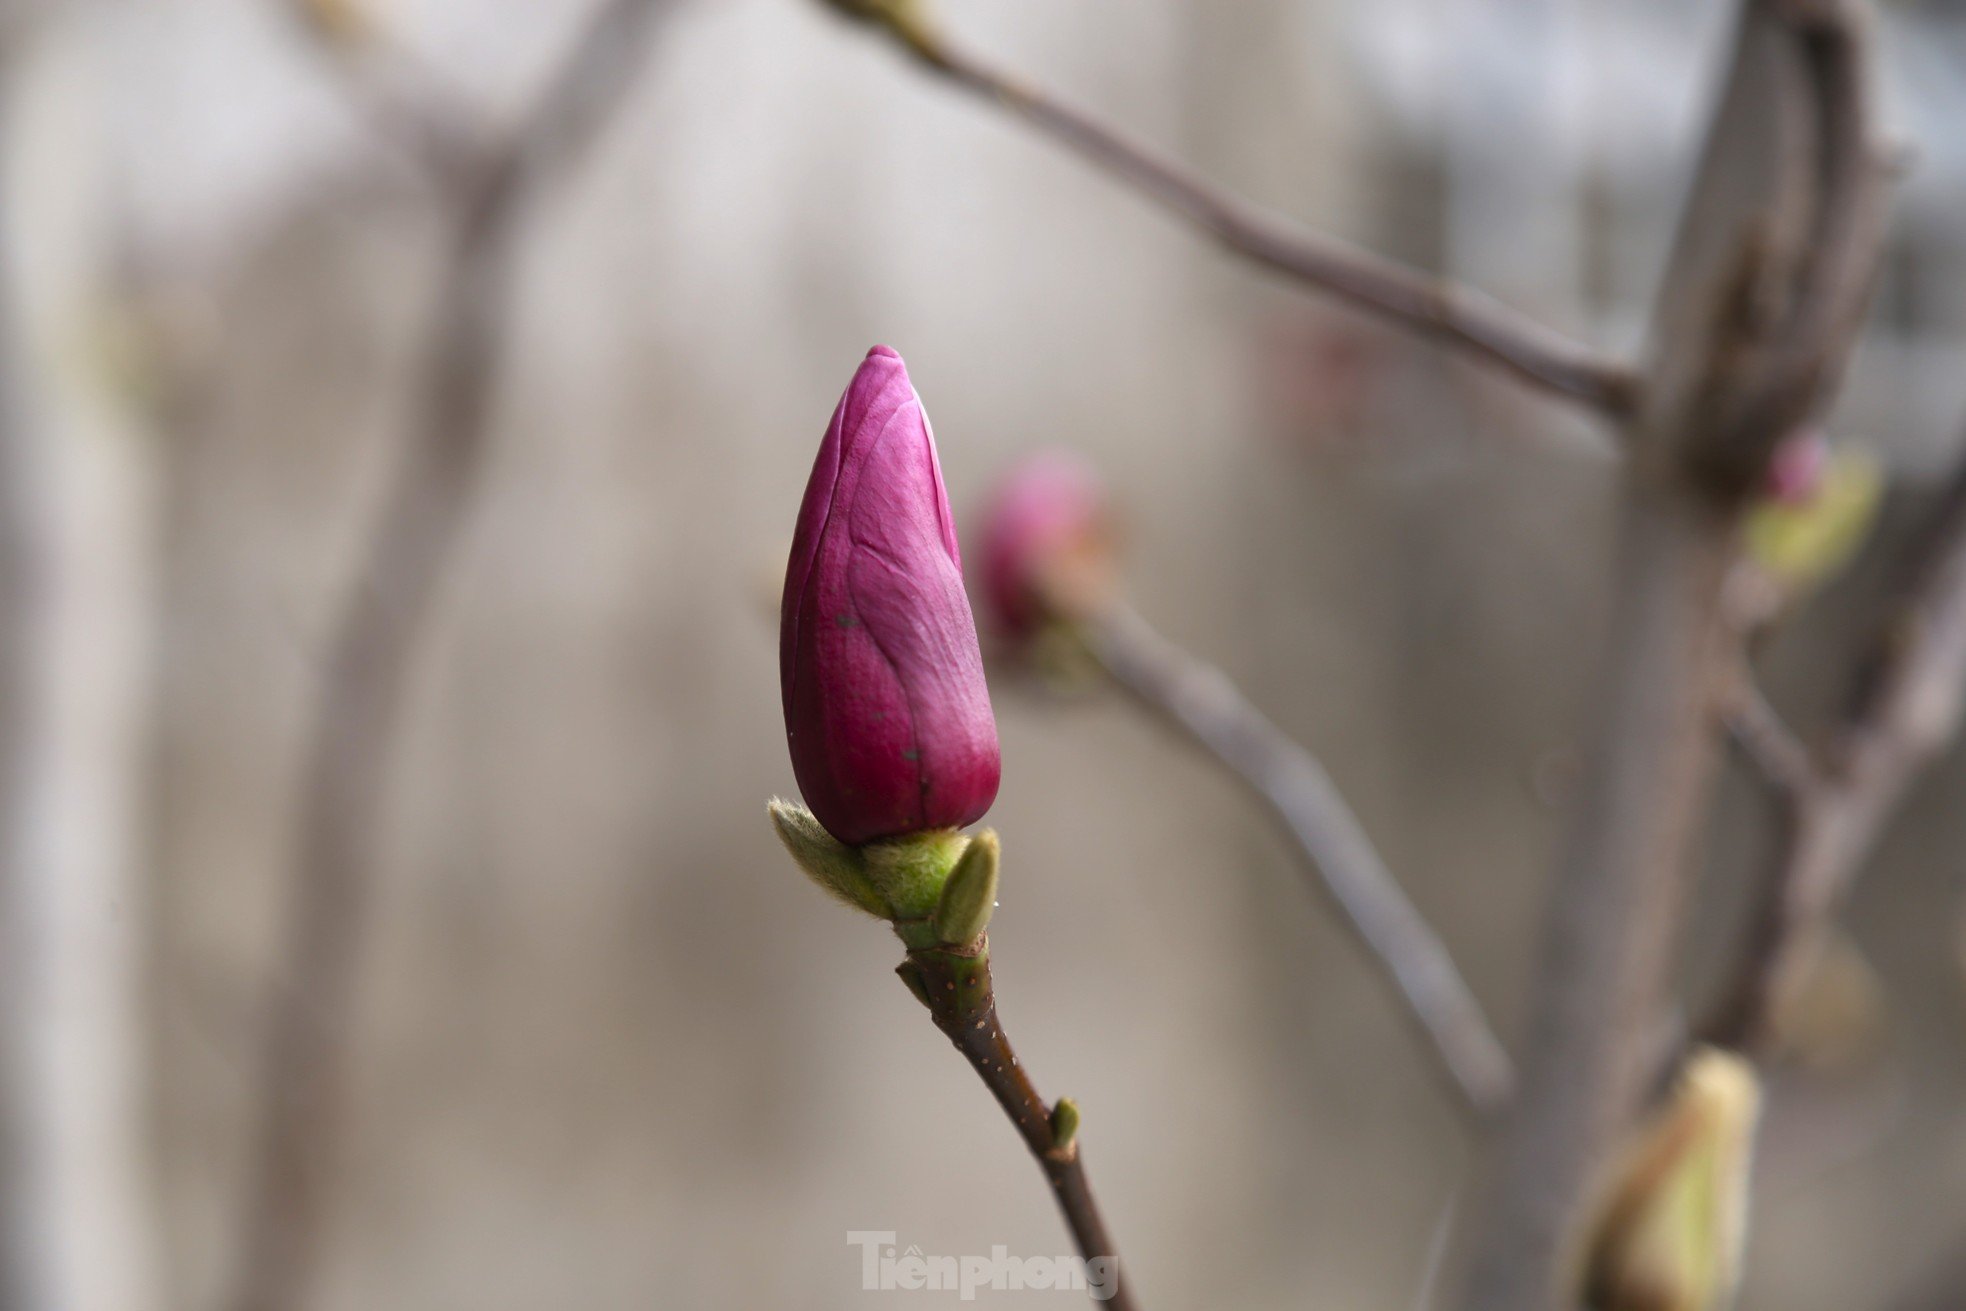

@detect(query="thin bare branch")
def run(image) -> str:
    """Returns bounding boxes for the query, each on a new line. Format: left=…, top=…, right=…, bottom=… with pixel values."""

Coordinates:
left=899, top=944, right=1138, bottom=1311
left=230, top=5, right=670, bottom=1309
left=1723, top=670, right=1821, bottom=801
left=1082, top=605, right=1514, bottom=1121
left=820, top=2, right=1638, bottom=415
left=1705, top=446, right=1966, bottom=1054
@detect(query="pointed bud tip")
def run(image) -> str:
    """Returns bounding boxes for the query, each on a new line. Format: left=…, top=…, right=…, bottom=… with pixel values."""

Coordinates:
left=1680, top=1047, right=1758, bottom=1128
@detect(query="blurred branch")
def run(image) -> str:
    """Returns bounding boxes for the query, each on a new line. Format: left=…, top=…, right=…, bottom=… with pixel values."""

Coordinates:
left=1455, top=2, right=1891, bottom=1307
left=0, top=39, right=164, bottom=1311
left=230, top=4, right=671, bottom=1310
left=1081, top=604, right=1514, bottom=1121
left=1723, top=670, right=1819, bottom=801
left=818, top=1, right=1639, bottom=416
left=281, top=0, right=482, bottom=184
left=1705, top=445, right=1966, bottom=1054
left=0, top=132, right=32, bottom=1311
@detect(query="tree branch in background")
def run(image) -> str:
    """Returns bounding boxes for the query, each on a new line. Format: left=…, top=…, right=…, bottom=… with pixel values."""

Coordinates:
left=229, top=5, right=670, bottom=1309
left=1723, top=671, right=1820, bottom=803
left=1080, top=605, right=1514, bottom=1121
left=283, top=0, right=483, bottom=186
left=1455, top=2, right=1891, bottom=1307
left=816, top=0, right=1639, bottom=416
left=1706, top=445, right=1966, bottom=1055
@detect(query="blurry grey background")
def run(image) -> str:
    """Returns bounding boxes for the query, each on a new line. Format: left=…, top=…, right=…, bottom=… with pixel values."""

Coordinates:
left=0, top=0, right=1962, bottom=1307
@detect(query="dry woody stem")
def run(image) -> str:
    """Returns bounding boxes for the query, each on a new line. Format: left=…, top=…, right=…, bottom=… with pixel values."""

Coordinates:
left=896, top=942, right=1138, bottom=1311
left=230, top=5, right=671, bottom=1310
left=835, top=2, right=1636, bottom=416
left=1081, top=604, right=1514, bottom=1121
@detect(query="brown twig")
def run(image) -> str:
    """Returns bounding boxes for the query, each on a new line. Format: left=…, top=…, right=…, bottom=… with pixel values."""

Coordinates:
left=820, top=1, right=1638, bottom=416
left=1080, top=604, right=1514, bottom=1120
left=1455, top=3, right=1889, bottom=1308
left=229, top=5, right=670, bottom=1309
left=1706, top=448, right=1966, bottom=1054
left=896, top=943, right=1136, bottom=1311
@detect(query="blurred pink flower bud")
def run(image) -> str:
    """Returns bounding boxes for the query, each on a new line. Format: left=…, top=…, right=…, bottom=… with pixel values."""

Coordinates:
left=1764, top=431, right=1829, bottom=506
left=781, top=346, right=1001, bottom=846
left=978, top=451, right=1115, bottom=641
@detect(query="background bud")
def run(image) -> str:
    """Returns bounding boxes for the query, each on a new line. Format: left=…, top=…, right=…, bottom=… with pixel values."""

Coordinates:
left=977, top=450, right=1116, bottom=645
left=781, top=346, right=1001, bottom=845
left=1771, top=932, right=1887, bottom=1072
left=1763, top=431, right=1829, bottom=507
left=1744, top=444, right=1882, bottom=595
left=1578, top=1049, right=1761, bottom=1311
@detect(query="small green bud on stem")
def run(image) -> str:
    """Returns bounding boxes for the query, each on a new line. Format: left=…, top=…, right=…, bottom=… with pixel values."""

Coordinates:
left=1047, top=1098, right=1081, bottom=1159
left=933, top=829, right=1000, bottom=947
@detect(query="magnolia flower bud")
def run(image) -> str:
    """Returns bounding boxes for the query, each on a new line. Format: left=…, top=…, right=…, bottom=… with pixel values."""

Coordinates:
left=977, top=451, right=1116, bottom=643
left=781, top=346, right=1001, bottom=846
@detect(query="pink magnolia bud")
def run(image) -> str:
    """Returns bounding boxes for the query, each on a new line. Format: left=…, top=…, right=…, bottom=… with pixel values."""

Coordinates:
left=781, top=346, right=1001, bottom=846
left=978, top=451, right=1114, bottom=641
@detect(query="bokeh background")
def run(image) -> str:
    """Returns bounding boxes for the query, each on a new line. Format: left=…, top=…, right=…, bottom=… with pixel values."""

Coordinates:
left=1, top=0, right=1964, bottom=1308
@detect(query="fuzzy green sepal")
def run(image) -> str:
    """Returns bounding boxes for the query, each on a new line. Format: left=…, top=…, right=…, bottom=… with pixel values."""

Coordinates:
left=862, top=827, right=969, bottom=922
left=768, top=799, right=889, bottom=918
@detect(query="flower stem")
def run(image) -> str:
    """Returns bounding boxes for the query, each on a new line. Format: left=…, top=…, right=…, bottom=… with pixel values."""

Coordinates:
left=896, top=942, right=1139, bottom=1311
